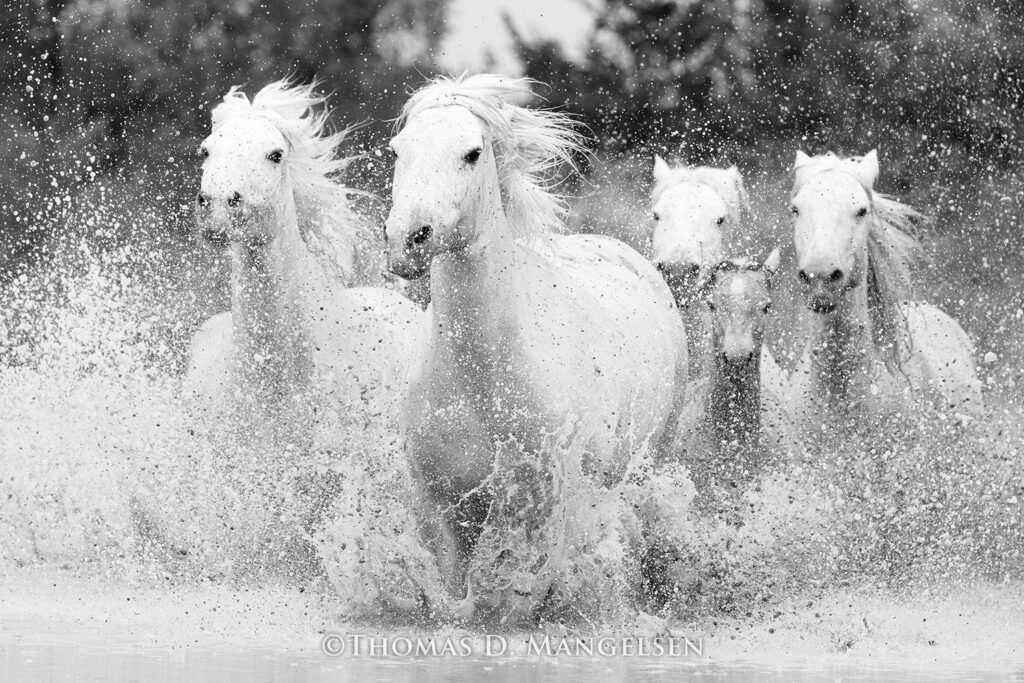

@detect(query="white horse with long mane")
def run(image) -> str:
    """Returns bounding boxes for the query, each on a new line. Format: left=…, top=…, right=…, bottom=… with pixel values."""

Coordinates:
left=649, top=158, right=750, bottom=378
left=788, top=150, right=982, bottom=427
left=185, top=80, right=419, bottom=441
left=385, top=74, right=687, bottom=622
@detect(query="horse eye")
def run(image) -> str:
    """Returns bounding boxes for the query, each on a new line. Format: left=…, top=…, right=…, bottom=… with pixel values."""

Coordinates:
left=387, top=147, right=398, bottom=159
left=855, top=206, right=868, bottom=217
left=197, top=147, right=209, bottom=159
left=653, top=212, right=660, bottom=222
left=716, top=216, right=725, bottom=226
left=790, top=205, right=799, bottom=216
left=266, top=149, right=284, bottom=164
left=707, top=301, right=716, bottom=312
left=464, top=147, right=482, bottom=164
left=762, top=303, right=772, bottom=314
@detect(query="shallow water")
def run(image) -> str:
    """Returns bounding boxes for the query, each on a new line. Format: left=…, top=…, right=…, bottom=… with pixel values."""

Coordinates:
left=3, top=570, right=1024, bottom=681
left=3, top=196, right=1024, bottom=680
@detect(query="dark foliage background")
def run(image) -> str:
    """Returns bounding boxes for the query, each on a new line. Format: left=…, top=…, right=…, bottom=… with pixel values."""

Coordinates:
left=2, top=0, right=1022, bottom=383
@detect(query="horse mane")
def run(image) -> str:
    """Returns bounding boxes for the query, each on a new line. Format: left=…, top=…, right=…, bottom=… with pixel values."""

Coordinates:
left=867, top=193, right=926, bottom=371
left=651, top=164, right=750, bottom=223
left=791, top=153, right=926, bottom=371
left=211, top=79, right=360, bottom=281
left=398, top=73, right=585, bottom=241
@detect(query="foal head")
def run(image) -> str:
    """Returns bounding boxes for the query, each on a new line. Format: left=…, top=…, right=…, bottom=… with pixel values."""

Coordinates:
left=706, top=249, right=780, bottom=368
left=650, top=157, right=748, bottom=303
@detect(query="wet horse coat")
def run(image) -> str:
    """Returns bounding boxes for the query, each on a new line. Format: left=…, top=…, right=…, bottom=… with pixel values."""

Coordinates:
left=185, top=81, right=419, bottom=444
left=385, top=75, right=687, bottom=621
left=788, top=150, right=982, bottom=430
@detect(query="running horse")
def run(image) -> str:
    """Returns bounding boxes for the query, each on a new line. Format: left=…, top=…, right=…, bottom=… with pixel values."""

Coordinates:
left=788, top=150, right=982, bottom=431
left=186, top=79, right=419, bottom=452
left=385, top=74, right=688, bottom=623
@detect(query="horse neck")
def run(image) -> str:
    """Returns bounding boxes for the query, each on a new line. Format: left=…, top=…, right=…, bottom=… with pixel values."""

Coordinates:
left=808, top=260, right=876, bottom=408
left=707, top=345, right=761, bottom=446
left=429, top=170, right=530, bottom=394
left=229, top=200, right=315, bottom=400
left=676, top=298, right=710, bottom=379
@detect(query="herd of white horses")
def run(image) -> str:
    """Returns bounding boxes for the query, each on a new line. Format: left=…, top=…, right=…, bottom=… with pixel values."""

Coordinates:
left=182, top=74, right=983, bottom=622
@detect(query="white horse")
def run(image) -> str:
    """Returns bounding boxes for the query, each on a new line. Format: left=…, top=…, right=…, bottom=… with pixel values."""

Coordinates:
left=385, top=74, right=687, bottom=621
left=649, top=158, right=788, bottom=397
left=788, top=150, right=982, bottom=428
left=185, top=80, right=419, bottom=442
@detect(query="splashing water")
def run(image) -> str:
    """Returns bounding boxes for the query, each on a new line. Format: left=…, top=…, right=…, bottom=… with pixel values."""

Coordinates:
left=0, top=186, right=432, bottom=610
left=3, top=182, right=1024, bottom=675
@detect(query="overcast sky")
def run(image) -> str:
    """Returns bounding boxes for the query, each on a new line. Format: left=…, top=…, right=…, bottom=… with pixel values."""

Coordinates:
left=438, top=0, right=598, bottom=74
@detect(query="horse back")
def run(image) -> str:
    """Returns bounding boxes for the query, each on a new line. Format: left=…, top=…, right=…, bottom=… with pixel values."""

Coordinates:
left=900, top=300, right=983, bottom=415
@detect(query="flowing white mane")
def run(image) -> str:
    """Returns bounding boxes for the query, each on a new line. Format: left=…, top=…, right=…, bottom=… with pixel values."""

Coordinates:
left=398, top=74, right=585, bottom=241
left=792, top=152, right=926, bottom=370
left=651, top=164, right=750, bottom=221
left=211, top=79, right=360, bottom=279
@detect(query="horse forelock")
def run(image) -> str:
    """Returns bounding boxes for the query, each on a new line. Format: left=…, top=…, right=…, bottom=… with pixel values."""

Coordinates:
left=211, top=79, right=361, bottom=281
left=399, top=73, right=586, bottom=241
left=652, top=166, right=748, bottom=222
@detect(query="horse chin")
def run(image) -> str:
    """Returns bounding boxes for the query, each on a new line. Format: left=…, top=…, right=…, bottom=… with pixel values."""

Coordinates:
left=807, top=297, right=838, bottom=314
left=200, top=228, right=230, bottom=248
left=721, top=350, right=756, bottom=369
left=388, top=256, right=430, bottom=281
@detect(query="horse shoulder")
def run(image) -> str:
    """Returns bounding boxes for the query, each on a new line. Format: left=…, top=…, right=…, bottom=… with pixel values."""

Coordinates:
left=899, top=300, right=983, bottom=414
left=183, top=311, right=233, bottom=412
left=308, top=285, right=421, bottom=404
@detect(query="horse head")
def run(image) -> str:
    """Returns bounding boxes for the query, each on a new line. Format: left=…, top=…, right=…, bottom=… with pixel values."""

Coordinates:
left=384, top=74, right=582, bottom=280
left=706, top=248, right=779, bottom=367
left=650, top=157, right=748, bottom=305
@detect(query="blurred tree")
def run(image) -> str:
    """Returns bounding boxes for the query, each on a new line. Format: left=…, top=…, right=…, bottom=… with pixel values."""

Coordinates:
left=0, top=0, right=446, bottom=273
left=517, top=0, right=1024, bottom=189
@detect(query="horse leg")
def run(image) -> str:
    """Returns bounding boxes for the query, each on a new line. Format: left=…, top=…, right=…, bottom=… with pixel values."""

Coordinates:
left=468, top=440, right=562, bottom=627
left=409, top=473, right=468, bottom=599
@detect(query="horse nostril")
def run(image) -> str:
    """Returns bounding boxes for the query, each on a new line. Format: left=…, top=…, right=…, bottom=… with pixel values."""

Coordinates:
left=227, top=192, right=242, bottom=208
left=196, top=192, right=209, bottom=208
left=829, top=268, right=844, bottom=282
left=798, top=269, right=810, bottom=283
left=409, top=225, right=432, bottom=246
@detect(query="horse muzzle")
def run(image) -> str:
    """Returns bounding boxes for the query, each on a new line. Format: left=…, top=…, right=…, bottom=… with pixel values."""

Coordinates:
left=798, top=267, right=849, bottom=314
left=195, top=198, right=271, bottom=248
left=386, top=248, right=430, bottom=280
left=200, top=227, right=230, bottom=247
left=804, top=283, right=841, bottom=314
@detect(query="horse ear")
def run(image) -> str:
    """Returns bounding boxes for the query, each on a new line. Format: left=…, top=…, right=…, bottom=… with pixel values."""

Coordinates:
left=854, top=149, right=880, bottom=188
left=794, top=150, right=811, bottom=168
left=727, top=165, right=749, bottom=215
left=763, top=246, right=781, bottom=275
left=653, top=155, right=672, bottom=183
